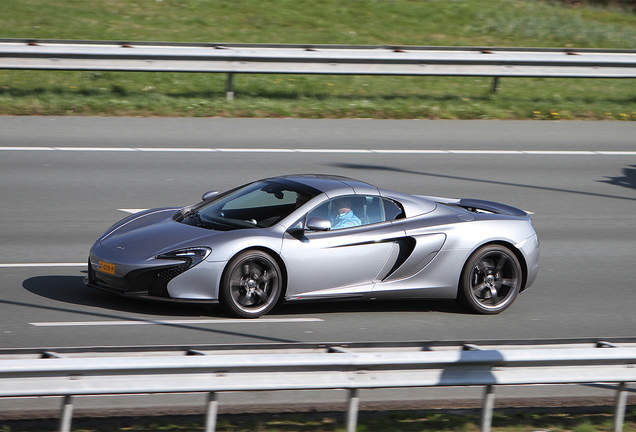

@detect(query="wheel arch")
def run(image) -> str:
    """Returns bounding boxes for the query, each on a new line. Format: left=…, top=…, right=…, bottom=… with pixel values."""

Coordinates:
left=220, top=246, right=289, bottom=302
left=462, top=240, right=529, bottom=293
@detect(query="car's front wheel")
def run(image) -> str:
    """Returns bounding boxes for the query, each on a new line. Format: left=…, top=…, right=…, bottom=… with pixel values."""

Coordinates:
left=220, top=250, right=282, bottom=318
left=457, top=244, right=522, bottom=314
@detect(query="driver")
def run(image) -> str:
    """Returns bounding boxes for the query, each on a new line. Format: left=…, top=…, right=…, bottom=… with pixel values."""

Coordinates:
left=331, top=198, right=361, bottom=230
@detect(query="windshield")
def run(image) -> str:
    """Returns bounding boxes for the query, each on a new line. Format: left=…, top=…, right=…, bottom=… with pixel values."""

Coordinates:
left=181, top=181, right=315, bottom=230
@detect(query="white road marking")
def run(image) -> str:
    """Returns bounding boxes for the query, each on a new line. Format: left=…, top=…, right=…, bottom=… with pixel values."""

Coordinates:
left=215, top=148, right=295, bottom=153
left=373, top=149, right=447, bottom=154
left=0, top=263, right=86, bottom=268
left=1, top=147, right=635, bottom=155
left=295, top=148, right=372, bottom=153
left=54, top=147, right=137, bottom=152
left=522, top=150, right=597, bottom=155
left=117, top=208, right=148, bottom=214
left=136, top=148, right=216, bottom=152
left=448, top=150, right=523, bottom=154
left=0, top=146, right=55, bottom=151
left=29, top=318, right=323, bottom=326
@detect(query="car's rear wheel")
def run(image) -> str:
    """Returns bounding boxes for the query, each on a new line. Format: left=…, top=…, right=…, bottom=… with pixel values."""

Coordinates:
left=457, top=244, right=522, bottom=314
left=220, top=250, right=282, bottom=318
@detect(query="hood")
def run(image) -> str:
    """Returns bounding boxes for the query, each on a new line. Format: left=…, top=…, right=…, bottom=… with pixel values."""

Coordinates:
left=99, top=210, right=222, bottom=258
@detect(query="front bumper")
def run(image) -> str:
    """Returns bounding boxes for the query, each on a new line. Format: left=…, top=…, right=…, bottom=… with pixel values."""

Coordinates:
left=85, top=257, right=218, bottom=305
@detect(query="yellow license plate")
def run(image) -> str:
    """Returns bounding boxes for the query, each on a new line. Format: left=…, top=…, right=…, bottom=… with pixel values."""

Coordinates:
left=98, top=261, right=116, bottom=275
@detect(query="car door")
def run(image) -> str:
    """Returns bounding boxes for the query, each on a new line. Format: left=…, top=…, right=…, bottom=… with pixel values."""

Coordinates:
left=280, top=195, right=406, bottom=299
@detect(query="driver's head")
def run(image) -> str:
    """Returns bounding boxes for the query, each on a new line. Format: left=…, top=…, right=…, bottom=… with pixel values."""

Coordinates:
left=333, top=199, right=351, bottom=215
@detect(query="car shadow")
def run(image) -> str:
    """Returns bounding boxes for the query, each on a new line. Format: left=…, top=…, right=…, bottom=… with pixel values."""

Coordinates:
left=22, top=275, right=215, bottom=317
left=18, top=275, right=297, bottom=343
left=22, top=275, right=466, bottom=319
left=272, top=298, right=466, bottom=316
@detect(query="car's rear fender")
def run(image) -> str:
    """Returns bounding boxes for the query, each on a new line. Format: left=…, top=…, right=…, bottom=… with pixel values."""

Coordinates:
left=459, top=236, right=538, bottom=294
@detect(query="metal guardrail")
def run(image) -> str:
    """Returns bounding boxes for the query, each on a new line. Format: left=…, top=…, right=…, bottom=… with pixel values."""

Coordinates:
left=1, top=339, right=635, bottom=432
left=1, top=39, right=635, bottom=98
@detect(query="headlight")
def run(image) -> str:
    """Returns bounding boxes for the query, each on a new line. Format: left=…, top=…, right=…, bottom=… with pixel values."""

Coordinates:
left=156, top=247, right=211, bottom=269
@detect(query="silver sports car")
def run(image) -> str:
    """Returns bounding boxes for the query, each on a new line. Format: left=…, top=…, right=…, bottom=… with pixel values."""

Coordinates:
left=86, top=174, right=539, bottom=318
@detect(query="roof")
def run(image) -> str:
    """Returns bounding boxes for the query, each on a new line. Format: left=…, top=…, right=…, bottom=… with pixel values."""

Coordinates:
left=268, top=174, right=379, bottom=196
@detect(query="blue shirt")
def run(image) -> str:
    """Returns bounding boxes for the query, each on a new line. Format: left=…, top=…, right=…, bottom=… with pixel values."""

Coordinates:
left=331, top=210, right=361, bottom=230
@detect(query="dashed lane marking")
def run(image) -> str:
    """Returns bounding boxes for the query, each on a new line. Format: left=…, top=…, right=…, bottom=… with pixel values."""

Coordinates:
left=29, top=318, right=324, bottom=326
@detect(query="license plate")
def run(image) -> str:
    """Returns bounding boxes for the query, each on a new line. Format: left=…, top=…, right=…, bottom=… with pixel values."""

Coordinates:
left=98, top=261, right=116, bottom=275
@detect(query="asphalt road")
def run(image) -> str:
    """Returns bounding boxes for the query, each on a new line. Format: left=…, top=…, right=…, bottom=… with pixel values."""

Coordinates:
left=1, top=117, right=635, bottom=350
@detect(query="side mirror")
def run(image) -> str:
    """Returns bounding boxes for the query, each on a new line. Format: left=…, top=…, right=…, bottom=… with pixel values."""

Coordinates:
left=306, top=217, right=331, bottom=231
left=202, top=190, right=219, bottom=201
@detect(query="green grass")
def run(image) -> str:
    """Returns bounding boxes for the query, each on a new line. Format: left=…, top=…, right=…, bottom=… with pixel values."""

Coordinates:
left=1, top=0, right=635, bottom=119
left=2, top=409, right=636, bottom=432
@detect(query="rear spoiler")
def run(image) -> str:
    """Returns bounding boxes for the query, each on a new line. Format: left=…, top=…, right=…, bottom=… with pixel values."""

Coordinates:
left=417, top=196, right=528, bottom=217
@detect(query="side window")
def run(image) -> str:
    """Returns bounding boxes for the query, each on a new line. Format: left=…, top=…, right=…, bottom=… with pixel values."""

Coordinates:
left=306, top=200, right=331, bottom=222
left=306, top=196, right=388, bottom=231
left=383, top=198, right=405, bottom=221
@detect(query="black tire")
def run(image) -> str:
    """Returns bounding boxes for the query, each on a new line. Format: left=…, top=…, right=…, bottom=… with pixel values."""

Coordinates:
left=457, top=244, right=522, bottom=314
left=220, top=250, right=282, bottom=318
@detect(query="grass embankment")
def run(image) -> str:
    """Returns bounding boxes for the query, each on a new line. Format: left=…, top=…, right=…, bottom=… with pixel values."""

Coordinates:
left=2, top=409, right=636, bottom=432
left=0, top=0, right=635, bottom=119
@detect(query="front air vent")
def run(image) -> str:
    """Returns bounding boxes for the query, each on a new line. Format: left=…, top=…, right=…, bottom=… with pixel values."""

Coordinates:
left=147, top=263, right=190, bottom=297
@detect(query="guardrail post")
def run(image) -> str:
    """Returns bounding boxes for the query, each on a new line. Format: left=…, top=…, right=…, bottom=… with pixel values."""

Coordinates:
left=346, top=389, right=359, bottom=432
left=226, top=73, right=234, bottom=100
left=491, top=77, right=500, bottom=93
left=59, top=395, right=73, bottom=432
left=481, top=385, right=495, bottom=432
left=614, top=382, right=628, bottom=432
left=205, top=392, right=218, bottom=432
